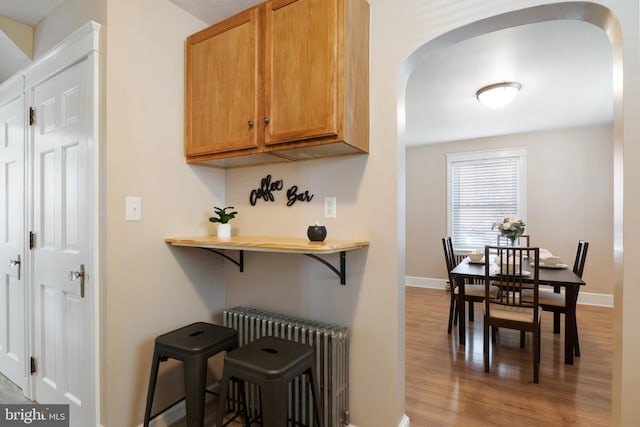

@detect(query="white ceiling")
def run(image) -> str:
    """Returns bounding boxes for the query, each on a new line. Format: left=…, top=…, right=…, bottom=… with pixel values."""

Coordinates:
left=0, top=0, right=65, bottom=82
left=405, top=19, right=613, bottom=146
left=0, top=1, right=613, bottom=146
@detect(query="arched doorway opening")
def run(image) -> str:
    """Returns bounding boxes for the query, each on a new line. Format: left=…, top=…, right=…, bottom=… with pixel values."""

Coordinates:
left=398, top=2, right=622, bottom=423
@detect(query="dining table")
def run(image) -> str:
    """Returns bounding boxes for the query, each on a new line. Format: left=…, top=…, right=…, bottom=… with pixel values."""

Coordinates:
left=450, top=257, right=585, bottom=365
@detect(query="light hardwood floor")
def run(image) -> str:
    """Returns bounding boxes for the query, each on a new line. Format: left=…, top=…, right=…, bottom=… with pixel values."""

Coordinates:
left=405, top=286, right=612, bottom=427
left=0, top=287, right=611, bottom=424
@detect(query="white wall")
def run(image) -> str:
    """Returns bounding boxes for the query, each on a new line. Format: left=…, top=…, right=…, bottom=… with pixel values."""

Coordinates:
left=406, top=124, right=614, bottom=297
left=225, top=155, right=397, bottom=427
left=103, top=1, right=227, bottom=425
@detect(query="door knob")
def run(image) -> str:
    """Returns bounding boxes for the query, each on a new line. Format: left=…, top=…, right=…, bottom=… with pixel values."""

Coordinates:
left=68, top=264, right=86, bottom=298
left=8, top=254, right=20, bottom=280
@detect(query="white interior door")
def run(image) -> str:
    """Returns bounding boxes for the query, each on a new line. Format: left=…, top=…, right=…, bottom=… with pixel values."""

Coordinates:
left=0, top=94, right=26, bottom=393
left=31, top=59, right=94, bottom=426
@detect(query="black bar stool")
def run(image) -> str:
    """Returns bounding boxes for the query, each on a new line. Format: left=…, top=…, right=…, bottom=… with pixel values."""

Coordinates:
left=143, top=322, right=239, bottom=427
left=216, top=335, right=323, bottom=427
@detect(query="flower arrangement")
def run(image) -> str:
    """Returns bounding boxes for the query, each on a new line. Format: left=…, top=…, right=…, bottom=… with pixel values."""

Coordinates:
left=492, top=215, right=526, bottom=245
left=209, top=206, right=237, bottom=224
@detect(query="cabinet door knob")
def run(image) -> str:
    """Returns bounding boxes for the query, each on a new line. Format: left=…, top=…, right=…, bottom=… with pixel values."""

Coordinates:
left=263, top=117, right=270, bottom=126
left=248, top=120, right=253, bottom=129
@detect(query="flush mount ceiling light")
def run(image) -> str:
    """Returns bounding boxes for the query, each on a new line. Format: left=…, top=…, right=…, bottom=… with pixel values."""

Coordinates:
left=476, top=82, right=522, bottom=109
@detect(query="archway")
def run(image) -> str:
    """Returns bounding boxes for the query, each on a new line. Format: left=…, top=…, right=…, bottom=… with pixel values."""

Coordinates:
left=397, top=1, right=622, bottom=423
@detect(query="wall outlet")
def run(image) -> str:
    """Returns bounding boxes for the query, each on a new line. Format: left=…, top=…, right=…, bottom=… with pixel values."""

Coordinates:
left=324, top=196, right=337, bottom=218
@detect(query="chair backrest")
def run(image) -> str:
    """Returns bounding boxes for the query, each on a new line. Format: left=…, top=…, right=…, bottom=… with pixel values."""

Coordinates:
left=484, top=245, right=540, bottom=316
left=573, top=240, right=589, bottom=278
left=442, top=237, right=457, bottom=293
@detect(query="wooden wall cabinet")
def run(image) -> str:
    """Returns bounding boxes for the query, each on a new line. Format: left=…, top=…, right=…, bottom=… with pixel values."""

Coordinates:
left=185, top=0, right=370, bottom=168
left=185, top=7, right=262, bottom=159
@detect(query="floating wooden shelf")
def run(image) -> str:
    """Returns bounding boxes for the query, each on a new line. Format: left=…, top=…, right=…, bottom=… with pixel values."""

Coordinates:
left=164, top=236, right=370, bottom=285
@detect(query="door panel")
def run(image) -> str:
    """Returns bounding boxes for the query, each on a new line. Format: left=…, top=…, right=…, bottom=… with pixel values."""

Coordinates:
left=265, top=0, right=338, bottom=144
left=0, top=94, right=26, bottom=393
left=32, top=59, right=93, bottom=427
left=185, top=7, right=261, bottom=155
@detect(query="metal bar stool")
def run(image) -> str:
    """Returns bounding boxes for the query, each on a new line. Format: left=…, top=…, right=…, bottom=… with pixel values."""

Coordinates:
left=216, top=335, right=323, bottom=427
left=143, top=322, right=239, bottom=427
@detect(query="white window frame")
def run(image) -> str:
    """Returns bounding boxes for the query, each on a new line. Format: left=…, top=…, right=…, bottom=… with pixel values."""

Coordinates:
left=447, top=147, right=527, bottom=251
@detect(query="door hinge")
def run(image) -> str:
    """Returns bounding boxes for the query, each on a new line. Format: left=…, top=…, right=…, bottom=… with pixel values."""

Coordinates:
left=29, top=107, right=35, bottom=126
left=29, top=231, right=35, bottom=250
left=30, top=356, right=37, bottom=375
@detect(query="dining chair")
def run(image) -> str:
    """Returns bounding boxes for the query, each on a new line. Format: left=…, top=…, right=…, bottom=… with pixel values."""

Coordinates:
left=442, top=236, right=460, bottom=334
left=484, top=245, right=541, bottom=383
left=529, top=240, right=589, bottom=356
left=442, top=237, right=498, bottom=334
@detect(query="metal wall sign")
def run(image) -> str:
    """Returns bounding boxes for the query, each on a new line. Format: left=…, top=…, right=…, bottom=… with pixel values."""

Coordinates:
left=249, top=174, right=314, bottom=207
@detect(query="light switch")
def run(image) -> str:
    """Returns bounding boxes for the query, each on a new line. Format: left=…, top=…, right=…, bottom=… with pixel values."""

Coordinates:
left=126, top=196, right=142, bottom=221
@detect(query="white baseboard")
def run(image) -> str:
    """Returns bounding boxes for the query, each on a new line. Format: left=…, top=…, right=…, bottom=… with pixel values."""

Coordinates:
left=347, top=413, right=409, bottom=427
left=399, top=414, right=411, bottom=427
left=405, top=276, right=447, bottom=290
left=405, top=276, right=614, bottom=308
left=577, top=291, right=613, bottom=307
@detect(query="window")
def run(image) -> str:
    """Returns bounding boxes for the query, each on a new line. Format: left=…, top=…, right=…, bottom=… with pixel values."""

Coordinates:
left=447, top=148, right=527, bottom=250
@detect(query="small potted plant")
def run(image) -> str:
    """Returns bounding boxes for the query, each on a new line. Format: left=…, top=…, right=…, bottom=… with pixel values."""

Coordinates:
left=209, top=206, right=237, bottom=239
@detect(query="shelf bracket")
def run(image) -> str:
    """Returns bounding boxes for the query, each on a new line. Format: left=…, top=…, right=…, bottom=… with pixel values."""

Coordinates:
left=201, top=248, right=244, bottom=272
left=304, top=251, right=347, bottom=285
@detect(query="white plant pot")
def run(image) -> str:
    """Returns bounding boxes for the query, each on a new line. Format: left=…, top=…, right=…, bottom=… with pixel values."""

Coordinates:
left=217, top=223, right=231, bottom=239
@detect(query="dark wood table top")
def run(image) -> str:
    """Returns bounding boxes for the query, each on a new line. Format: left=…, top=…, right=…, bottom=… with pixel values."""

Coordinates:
left=450, top=258, right=585, bottom=286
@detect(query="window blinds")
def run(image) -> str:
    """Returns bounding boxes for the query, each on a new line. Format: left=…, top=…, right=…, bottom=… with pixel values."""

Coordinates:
left=450, top=156, right=521, bottom=250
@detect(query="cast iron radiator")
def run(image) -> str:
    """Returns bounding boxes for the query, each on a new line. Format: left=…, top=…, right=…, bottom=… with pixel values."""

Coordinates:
left=223, top=306, right=350, bottom=426
left=454, top=252, right=467, bottom=265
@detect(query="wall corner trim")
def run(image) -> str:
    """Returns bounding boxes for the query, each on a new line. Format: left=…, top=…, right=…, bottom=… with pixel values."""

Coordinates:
left=24, top=21, right=101, bottom=88
left=399, top=414, right=411, bottom=427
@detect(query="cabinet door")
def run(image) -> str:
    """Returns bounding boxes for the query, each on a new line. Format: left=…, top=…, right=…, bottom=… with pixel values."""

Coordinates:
left=264, top=0, right=339, bottom=145
left=186, top=7, right=262, bottom=156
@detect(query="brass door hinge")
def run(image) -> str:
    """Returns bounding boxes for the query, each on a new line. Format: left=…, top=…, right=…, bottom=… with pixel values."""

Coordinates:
left=30, top=356, right=37, bottom=375
left=29, top=107, right=35, bottom=126
left=29, top=231, right=35, bottom=250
